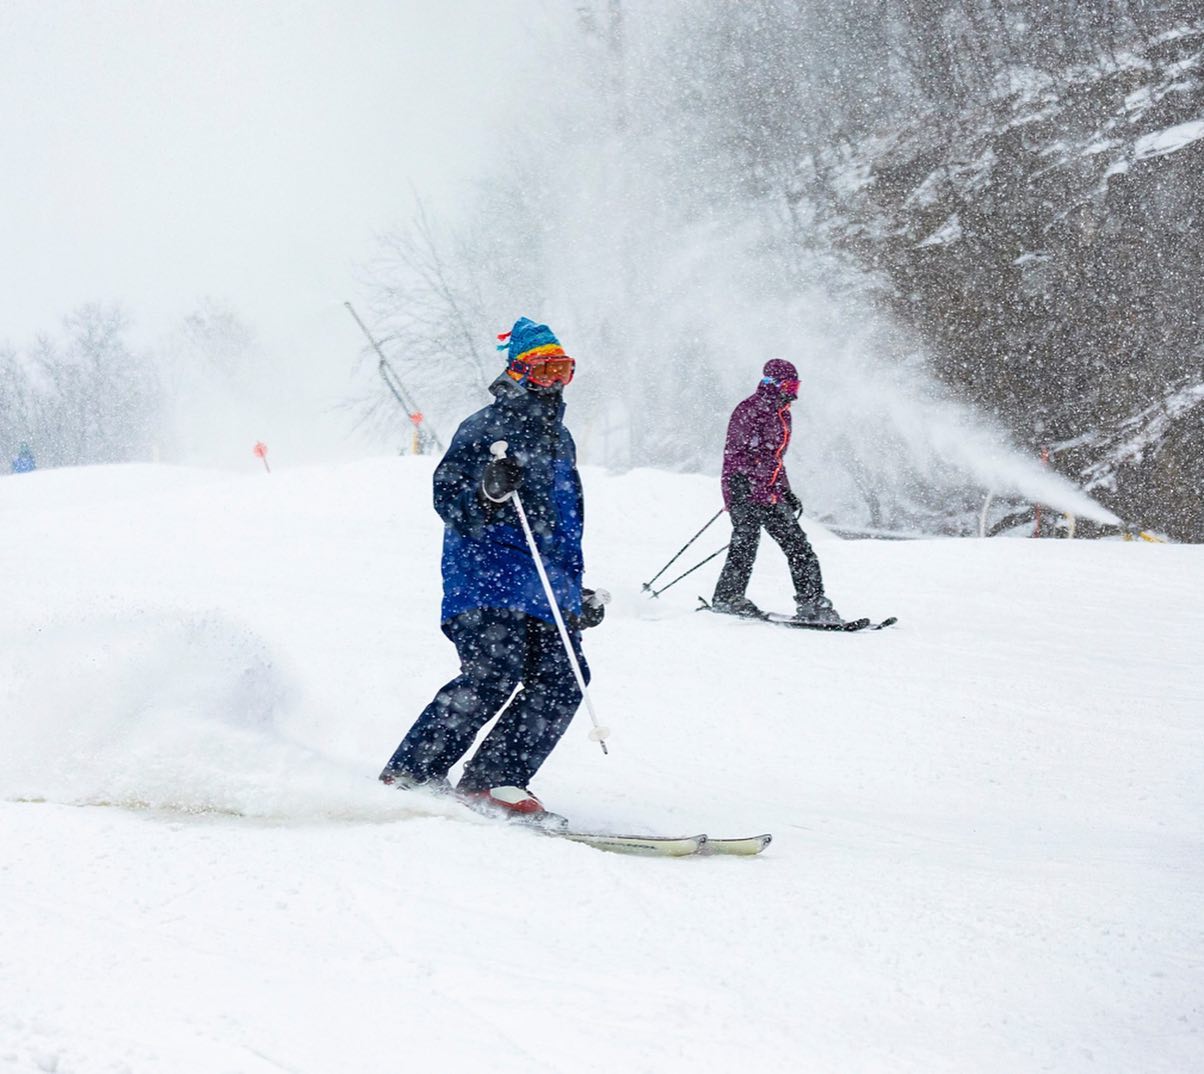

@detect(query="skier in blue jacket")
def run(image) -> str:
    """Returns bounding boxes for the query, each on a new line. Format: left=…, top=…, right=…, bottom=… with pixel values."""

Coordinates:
left=10, top=443, right=36, bottom=474
left=380, top=317, right=604, bottom=820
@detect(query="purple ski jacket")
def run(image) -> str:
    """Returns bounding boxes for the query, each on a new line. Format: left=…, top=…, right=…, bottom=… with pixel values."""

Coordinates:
left=721, top=375, right=797, bottom=510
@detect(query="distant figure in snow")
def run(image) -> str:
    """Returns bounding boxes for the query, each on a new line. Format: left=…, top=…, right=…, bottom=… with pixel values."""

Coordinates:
left=10, top=443, right=36, bottom=474
left=711, top=359, right=844, bottom=624
left=379, top=316, right=605, bottom=822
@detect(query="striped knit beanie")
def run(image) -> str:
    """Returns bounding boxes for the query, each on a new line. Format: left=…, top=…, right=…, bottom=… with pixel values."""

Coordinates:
left=497, top=317, right=566, bottom=378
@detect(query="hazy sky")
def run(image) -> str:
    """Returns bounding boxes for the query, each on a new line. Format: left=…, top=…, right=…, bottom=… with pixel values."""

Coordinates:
left=1, top=0, right=561, bottom=458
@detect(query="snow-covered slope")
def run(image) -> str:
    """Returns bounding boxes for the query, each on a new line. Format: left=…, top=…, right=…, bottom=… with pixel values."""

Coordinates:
left=1, top=459, right=1200, bottom=1073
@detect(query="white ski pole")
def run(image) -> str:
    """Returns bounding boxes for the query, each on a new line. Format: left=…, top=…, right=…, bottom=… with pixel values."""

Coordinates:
left=489, top=440, right=611, bottom=755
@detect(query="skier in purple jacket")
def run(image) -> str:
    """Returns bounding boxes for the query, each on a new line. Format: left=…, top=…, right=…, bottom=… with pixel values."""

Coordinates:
left=711, top=359, right=844, bottom=624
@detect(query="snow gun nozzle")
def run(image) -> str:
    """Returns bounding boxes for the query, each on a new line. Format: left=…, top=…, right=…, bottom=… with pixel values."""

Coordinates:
left=490, top=440, right=509, bottom=459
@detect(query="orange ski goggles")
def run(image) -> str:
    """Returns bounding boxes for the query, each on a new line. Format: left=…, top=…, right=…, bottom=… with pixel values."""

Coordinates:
left=523, top=355, right=576, bottom=387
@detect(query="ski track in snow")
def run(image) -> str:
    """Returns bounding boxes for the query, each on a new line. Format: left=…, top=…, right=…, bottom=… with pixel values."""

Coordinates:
left=1, top=459, right=1201, bottom=1074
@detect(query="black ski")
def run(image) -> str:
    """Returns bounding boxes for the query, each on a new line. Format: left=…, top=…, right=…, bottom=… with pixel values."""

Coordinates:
left=765, top=612, right=897, bottom=631
left=763, top=613, right=872, bottom=631
left=698, top=597, right=896, bottom=631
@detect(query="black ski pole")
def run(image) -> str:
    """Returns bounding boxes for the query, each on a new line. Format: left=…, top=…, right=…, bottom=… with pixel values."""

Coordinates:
left=642, top=508, right=724, bottom=592
left=649, top=543, right=730, bottom=599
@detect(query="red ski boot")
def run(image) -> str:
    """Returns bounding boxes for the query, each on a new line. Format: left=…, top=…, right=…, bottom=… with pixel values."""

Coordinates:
left=458, top=786, right=568, bottom=829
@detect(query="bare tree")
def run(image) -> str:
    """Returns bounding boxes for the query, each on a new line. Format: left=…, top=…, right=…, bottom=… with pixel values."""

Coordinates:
left=3, top=304, right=161, bottom=469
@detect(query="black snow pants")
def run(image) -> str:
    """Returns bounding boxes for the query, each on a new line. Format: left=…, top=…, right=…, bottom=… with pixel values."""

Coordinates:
left=713, top=499, right=825, bottom=606
left=382, top=607, right=589, bottom=792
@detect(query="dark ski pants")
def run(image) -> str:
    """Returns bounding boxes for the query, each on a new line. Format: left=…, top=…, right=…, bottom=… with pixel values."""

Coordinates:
left=713, top=500, right=825, bottom=605
left=383, top=607, right=589, bottom=792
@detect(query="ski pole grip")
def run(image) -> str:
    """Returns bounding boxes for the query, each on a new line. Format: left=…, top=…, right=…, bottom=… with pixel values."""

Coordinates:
left=490, top=440, right=508, bottom=459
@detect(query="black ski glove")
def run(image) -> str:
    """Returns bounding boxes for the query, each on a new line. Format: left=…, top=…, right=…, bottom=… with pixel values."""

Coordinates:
left=579, top=588, right=608, bottom=629
left=783, top=490, right=803, bottom=517
left=482, top=456, right=523, bottom=502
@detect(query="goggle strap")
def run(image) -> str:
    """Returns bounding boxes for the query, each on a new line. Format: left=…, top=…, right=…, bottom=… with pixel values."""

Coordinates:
left=762, top=375, right=799, bottom=390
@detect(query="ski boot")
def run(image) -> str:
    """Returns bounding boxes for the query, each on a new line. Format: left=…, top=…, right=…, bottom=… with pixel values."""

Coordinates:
left=379, top=767, right=452, bottom=795
left=793, top=594, right=843, bottom=625
left=457, top=786, right=568, bottom=830
left=709, top=594, right=764, bottom=618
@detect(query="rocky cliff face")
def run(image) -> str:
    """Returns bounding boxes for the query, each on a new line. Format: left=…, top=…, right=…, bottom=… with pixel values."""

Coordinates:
left=809, top=23, right=1203, bottom=539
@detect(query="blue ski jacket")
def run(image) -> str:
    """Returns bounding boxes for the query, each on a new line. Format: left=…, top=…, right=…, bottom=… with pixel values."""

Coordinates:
left=434, top=374, right=584, bottom=625
left=11, top=449, right=35, bottom=474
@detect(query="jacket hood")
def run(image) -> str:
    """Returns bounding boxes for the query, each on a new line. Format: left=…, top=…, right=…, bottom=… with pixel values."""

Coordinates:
left=489, top=371, right=567, bottom=422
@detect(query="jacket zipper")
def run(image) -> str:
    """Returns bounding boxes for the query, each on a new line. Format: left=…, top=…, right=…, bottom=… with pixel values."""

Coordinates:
left=766, top=403, right=790, bottom=501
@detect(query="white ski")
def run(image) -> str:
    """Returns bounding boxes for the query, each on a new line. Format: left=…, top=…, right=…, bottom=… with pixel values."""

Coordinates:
left=555, top=831, right=772, bottom=857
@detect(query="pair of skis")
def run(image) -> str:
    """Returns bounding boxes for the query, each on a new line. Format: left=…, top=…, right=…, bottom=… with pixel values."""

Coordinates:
left=430, top=790, right=773, bottom=859
left=697, top=597, right=897, bottom=632
left=486, top=806, right=770, bottom=858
